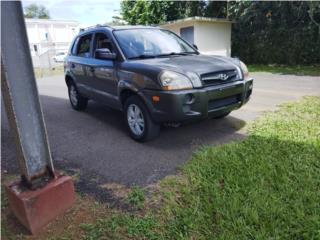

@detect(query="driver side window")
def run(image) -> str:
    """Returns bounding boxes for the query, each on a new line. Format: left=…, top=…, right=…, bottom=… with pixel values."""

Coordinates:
left=94, top=33, right=114, bottom=57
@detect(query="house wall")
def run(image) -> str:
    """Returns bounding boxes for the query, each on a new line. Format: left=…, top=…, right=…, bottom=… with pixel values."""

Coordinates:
left=25, top=19, right=79, bottom=67
left=160, top=20, right=232, bottom=57
left=25, top=19, right=79, bottom=55
left=194, top=22, right=231, bottom=57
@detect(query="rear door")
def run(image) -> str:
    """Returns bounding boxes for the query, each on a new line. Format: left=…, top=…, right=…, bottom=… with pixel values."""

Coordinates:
left=68, top=33, right=94, bottom=97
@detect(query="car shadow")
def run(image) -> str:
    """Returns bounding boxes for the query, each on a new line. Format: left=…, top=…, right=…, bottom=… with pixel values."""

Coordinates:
left=2, top=94, right=247, bottom=188
left=85, top=99, right=247, bottom=149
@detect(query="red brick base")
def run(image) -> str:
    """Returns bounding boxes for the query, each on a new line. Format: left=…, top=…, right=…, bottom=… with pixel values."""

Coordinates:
left=5, top=173, right=75, bottom=234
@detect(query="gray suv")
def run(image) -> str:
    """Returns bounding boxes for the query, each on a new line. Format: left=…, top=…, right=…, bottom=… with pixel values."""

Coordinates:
left=64, top=25, right=253, bottom=142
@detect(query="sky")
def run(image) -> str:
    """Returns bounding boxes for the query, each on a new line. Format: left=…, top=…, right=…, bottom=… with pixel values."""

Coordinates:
left=22, top=0, right=121, bottom=26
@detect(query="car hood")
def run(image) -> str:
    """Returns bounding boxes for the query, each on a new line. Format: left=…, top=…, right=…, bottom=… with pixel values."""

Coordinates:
left=130, top=54, right=240, bottom=76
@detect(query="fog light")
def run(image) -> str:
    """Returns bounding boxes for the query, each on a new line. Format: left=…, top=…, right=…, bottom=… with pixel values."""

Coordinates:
left=249, top=83, right=253, bottom=90
left=152, top=96, right=160, bottom=102
left=184, top=94, right=195, bottom=104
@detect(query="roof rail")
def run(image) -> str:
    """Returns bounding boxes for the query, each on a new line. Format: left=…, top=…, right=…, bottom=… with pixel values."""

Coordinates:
left=79, top=24, right=112, bottom=32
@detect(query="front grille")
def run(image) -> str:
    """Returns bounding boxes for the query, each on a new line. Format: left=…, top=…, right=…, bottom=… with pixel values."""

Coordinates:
left=201, top=69, right=238, bottom=86
left=208, top=95, right=240, bottom=110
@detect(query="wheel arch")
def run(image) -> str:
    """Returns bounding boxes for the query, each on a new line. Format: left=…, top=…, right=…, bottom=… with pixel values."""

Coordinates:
left=65, top=74, right=74, bottom=87
left=118, top=82, right=154, bottom=114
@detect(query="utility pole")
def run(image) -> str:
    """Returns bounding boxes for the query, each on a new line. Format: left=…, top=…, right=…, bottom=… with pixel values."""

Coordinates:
left=1, top=1, right=75, bottom=234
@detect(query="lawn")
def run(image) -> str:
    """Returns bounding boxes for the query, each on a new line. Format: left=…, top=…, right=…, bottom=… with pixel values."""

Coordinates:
left=33, top=66, right=64, bottom=79
left=248, top=65, right=320, bottom=76
left=2, top=97, right=319, bottom=239
left=81, top=96, right=320, bottom=239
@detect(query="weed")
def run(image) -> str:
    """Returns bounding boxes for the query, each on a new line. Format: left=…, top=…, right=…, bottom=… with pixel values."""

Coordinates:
left=126, top=186, right=145, bottom=209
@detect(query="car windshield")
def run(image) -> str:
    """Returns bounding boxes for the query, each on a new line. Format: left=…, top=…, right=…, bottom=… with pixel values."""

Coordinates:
left=113, top=29, right=197, bottom=59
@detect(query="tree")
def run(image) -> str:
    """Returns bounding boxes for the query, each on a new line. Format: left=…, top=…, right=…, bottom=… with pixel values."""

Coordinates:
left=204, top=1, right=228, bottom=18
left=24, top=3, right=50, bottom=19
left=104, top=16, right=127, bottom=26
left=119, top=0, right=320, bottom=65
left=121, top=0, right=168, bottom=25
left=229, top=1, right=320, bottom=65
left=120, top=0, right=207, bottom=25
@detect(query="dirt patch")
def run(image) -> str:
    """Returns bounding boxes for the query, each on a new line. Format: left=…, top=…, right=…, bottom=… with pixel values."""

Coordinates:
left=1, top=175, right=112, bottom=240
left=100, top=182, right=131, bottom=199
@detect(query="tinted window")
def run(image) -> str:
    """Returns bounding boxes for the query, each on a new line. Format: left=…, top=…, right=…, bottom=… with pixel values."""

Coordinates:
left=114, top=29, right=196, bottom=59
left=71, top=37, right=79, bottom=55
left=94, top=33, right=113, bottom=52
left=76, top=34, right=92, bottom=57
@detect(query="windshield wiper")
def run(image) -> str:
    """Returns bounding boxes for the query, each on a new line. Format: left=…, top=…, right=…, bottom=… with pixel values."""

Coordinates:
left=156, top=52, right=197, bottom=57
left=128, top=54, right=156, bottom=60
left=128, top=52, right=197, bottom=60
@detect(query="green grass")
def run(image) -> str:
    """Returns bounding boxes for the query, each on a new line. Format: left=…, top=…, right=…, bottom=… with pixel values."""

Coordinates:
left=126, top=186, right=145, bottom=209
left=34, top=66, right=64, bottom=79
left=81, top=214, right=160, bottom=240
left=158, top=96, right=320, bottom=239
left=248, top=65, right=320, bottom=76
left=81, top=97, right=320, bottom=239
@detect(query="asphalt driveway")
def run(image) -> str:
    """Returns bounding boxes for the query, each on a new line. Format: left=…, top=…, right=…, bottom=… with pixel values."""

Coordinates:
left=1, top=72, right=319, bottom=200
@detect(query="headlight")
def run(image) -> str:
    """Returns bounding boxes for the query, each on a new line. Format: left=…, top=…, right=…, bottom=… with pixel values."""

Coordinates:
left=159, top=71, right=193, bottom=90
left=240, top=61, right=249, bottom=79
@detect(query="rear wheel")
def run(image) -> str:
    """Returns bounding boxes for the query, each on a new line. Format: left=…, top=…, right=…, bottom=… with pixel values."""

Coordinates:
left=68, top=83, right=88, bottom=111
left=124, top=95, right=160, bottom=142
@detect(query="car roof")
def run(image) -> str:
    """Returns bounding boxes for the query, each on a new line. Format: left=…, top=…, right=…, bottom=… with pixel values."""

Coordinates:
left=111, top=25, right=159, bottom=30
left=78, top=25, right=160, bottom=35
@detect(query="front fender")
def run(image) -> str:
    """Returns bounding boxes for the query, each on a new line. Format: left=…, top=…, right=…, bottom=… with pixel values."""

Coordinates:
left=118, top=80, right=155, bottom=113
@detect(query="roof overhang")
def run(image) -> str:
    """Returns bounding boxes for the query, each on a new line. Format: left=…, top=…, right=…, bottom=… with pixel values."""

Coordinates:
left=160, top=16, right=235, bottom=27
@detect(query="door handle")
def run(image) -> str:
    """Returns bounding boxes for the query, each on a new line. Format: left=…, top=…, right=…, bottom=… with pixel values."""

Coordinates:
left=89, top=67, right=95, bottom=73
left=71, top=63, right=75, bottom=68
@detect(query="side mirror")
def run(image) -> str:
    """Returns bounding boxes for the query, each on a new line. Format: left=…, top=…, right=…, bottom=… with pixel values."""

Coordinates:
left=192, top=44, right=198, bottom=50
left=95, top=48, right=116, bottom=60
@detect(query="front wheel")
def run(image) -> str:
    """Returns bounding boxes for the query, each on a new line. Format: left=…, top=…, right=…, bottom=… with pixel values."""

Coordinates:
left=124, top=96, right=160, bottom=142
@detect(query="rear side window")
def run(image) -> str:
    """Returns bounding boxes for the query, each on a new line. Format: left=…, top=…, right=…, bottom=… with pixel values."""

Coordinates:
left=76, top=34, right=92, bottom=57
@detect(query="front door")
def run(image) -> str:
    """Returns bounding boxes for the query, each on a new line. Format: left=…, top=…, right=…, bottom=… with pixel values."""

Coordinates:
left=89, top=32, right=119, bottom=108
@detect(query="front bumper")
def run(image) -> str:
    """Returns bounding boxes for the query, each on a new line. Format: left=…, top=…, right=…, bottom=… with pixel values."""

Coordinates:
left=142, top=78, right=253, bottom=123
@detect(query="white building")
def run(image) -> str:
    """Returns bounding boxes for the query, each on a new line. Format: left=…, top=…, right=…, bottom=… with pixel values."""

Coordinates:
left=25, top=18, right=79, bottom=67
left=160, top=17, right=233, bottom=57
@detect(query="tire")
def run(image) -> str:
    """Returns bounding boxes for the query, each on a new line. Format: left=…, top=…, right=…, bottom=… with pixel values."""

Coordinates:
left=68, top=82, right=88, bottom=111
left=213, top=111, right=231, bottom=119
left=124, top=95, right=160, bottom=142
